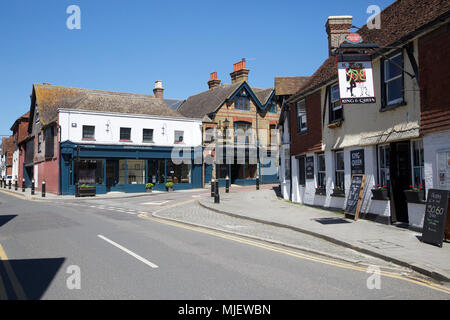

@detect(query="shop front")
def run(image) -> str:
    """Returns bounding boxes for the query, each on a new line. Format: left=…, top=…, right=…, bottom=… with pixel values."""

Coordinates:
left=59, top=141, right=202, bottom=195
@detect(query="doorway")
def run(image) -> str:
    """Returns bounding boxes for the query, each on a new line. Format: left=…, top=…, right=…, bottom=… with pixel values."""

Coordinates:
left=389, top=141, right=412, bottom=224
left=106, top=160, right=119, bottom=192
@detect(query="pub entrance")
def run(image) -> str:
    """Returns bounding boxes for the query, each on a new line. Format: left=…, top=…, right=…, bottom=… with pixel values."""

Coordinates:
left=389, top=141, right=412, bottom=224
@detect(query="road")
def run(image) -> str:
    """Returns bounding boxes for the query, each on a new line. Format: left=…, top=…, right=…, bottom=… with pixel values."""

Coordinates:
left=0, top=189, right=449, bottom=300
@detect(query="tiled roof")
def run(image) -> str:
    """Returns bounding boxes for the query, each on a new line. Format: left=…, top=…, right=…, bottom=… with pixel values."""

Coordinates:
left=274, top=77, right=310, bottom=96
left=1, top=136, right=15, bottom=155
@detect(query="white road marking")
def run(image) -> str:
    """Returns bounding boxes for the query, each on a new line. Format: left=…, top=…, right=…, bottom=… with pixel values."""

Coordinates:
left=141, top=201, right=169, bottom=206
left=97, top=235, right=159, bottom=269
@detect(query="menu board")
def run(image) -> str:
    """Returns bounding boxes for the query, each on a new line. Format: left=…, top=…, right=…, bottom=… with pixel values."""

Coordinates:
left=345, top=174, right=366, bottom=220
left=351, top=149, right=365, bottom=175
left=422, top=189, right=449, bottom=248
left=305, top=156, right=315, bottom=180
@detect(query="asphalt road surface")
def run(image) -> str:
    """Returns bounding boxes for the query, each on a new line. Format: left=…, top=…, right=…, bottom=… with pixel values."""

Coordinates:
left=0, top=190, right=449, bottom=300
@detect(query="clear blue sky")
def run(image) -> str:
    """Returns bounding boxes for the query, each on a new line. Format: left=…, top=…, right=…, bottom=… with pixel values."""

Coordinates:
left=0, top=0, right=394, bottom=135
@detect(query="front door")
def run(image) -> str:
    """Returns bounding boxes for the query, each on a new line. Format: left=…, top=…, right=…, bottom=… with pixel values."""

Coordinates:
left=106, top=160, right=119, bottom=192
left=389, top=141, right=412, bottom=223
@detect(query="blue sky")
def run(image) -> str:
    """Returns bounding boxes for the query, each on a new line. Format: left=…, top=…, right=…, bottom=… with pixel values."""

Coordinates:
left=0, top=0, right=394, bottom=135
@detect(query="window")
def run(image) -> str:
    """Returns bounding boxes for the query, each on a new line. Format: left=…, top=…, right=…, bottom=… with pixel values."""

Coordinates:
left=143, top=129, right=154, bottom=142
left=74, top=159, right=104, bottom=185
left=383, top=53, right=404, bottom=107
left=35, top=107, right=40, bottom=123
left=235, top=90, right=250, bottom=110
left=412, top=140, right=425, bottom=190
left=82, top=126, right=95, bottom=140
left=148, top=159, right=165, bottom=184
left=120, top=128, right=131, bottom=141
left=234, top=122, right=252, bottom=144
left=317, top=153, right=326, bottom=188
left=296, top=100, right=307, bottom=133
left=205, top=128, right=215, bottom=143
left=269, top=125, right=277, bottom=146
left=45, top=126, right=55, bottom=159
left=335, top=151, right=345, bottom=189
left=285, top=149, right=291, bottom=179
left=268, top=101, right=277, bottom=113
left=298, top=156, right=306, bottom=186
left=166, top=159, right=191, bottom=184
left=37, top=133, right=42, bottom=153
left=174, top=131, right=184, bottom=143
left=126, top=159, right=145, bottom=184
left=329, top=84, right=343, bottom=123
left=378, top=145, right=390, bottom=188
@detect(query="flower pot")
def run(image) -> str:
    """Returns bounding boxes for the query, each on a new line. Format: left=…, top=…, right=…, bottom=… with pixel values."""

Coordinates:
left=404, top=190, right=425, bottom=204
left=166, top=187, right=174, bottom=192
left=315, top=188, right=326, bottom=196
left=146, top=188, right=152, bottom=193
left=371, top=189, right=389, bottom=200
left=79, top=186, right=96, bottom=197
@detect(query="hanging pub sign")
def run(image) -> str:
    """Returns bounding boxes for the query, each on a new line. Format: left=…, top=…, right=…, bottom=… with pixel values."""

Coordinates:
left=337, top=54, right=376, bottom=104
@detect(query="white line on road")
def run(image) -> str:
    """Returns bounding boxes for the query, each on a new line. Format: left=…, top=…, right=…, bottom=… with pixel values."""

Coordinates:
left=141, top=201, right=169, bottom=206
left=97, top=235, right=159, bottom=269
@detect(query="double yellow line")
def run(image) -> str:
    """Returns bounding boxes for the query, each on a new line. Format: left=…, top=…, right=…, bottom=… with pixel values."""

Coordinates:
left=139, top=213, right=450, bottom=296
left=0, top=244, right=27, bottom=300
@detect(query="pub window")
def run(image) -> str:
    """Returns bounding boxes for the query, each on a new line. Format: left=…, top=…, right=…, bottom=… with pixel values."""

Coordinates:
left=235, top=90, right=250, bottom=110
left=120, top=128, right=131, bottom=141
left=82, top=126, right=95, bottom=140
left=296, top=100, right=307, bottom=133
left=335, top=150, right=345, bottom=189
left=378, top=145, right=390, bottom=188
left=298, top=156, right=306, bottom=186
left=174, top=130, right=184, bottom=143
left=412, top=140, right=425, bottom=190
left=382, top=52, right=404, bottom=108
left=317, top=152, right=326, bottom=188
left=143, top=129, right=154, bottom=142
left=329, top=84, right=343, bottom=123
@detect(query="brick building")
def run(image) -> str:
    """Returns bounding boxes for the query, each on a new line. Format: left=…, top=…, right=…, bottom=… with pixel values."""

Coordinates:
left=10, top=112, right=30, bottom=185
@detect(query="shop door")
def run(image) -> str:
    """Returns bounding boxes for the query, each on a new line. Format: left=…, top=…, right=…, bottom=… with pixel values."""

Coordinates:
left=106, top=160, right=119, bottom=191
left=389, top=141, right=412, bottom=223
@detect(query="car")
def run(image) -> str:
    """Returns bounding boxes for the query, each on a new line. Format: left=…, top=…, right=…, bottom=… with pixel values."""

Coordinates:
left=4, top=175, right=13, bottom=185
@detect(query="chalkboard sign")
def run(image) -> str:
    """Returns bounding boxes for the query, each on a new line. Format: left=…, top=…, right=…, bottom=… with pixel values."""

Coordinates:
left=351, top=149, right=365, bottom=175
left=305, top=156, right=314, bottom=180
left=422, top=189, right=449, bottom=248
left=345, top=174, right=366, bottom=220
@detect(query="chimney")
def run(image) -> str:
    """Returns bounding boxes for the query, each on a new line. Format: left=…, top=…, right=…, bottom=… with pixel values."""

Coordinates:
left=208, top=72, right=221, bottom=89
left=153, top=80, right=164, bottom=99
left=325, top=16, right=353, bottom=56
left=230, top=59, right=249, bottom=84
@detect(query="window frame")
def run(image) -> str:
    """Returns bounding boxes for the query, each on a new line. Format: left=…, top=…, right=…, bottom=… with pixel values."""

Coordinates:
left=234, top=90, right=250, bottom=110
left=378, top=144, right=391, bottom=189
left=411, top=139, right=425, bottom=190
left=298, top=155, right=306, bottom=186
left=120, top=127, right=132, bottom=141
left=143, top=128, right=154, bottom=143
left=174, top=130, right=184, bottom=144
left=382, top=52, right=405, bottom=109
left=329, top=84, right=344, bottom=123
left=296, top=99, right=307, bottom=134
left=268, top=100, right=277, bottom=113
left=234, top=121, right=252, bottom=144
left=316, top=152, right=326, bottom=188
left=82, top=125, right=95, bottom=140
left=334, top=150, right=345, bottom=190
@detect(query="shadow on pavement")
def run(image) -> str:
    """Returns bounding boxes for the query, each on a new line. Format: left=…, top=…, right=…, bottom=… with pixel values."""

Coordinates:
left=0, top=258, right=66, bottom=300
left=0, top=215, right=17, bottom=228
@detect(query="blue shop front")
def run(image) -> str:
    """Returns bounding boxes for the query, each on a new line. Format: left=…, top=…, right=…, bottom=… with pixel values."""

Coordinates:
left=59, top=141, right=202, bottom=195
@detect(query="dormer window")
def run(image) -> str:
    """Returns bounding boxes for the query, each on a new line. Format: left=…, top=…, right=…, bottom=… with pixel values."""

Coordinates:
left=235, top=90, right=250, bottom=110
left=268, top=101, right=277, bottom=113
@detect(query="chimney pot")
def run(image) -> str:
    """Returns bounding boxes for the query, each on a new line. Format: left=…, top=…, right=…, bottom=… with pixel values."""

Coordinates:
left=208, top=72, right=221, bottom=89
left=230, top=59, right=249, bottom=84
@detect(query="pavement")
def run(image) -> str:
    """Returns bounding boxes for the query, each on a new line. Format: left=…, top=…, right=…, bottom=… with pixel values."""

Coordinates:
left=196, top=188, right=450, bottom=282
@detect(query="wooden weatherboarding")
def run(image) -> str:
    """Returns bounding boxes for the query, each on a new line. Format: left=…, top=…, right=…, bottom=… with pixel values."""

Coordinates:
left=344, top=174, right=366, bottom=220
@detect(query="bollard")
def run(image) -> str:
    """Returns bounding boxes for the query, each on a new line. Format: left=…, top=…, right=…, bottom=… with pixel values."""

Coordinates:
left=3, top=179, right=5, bottom=189
left=31, top=179, right=35, bottom=195
left=225, top=176, right=230, bottom=193
left=42, top=181, right=46, bottom=197
left=22, top=179, right=25, bottom=192
left=0, top=179, right=2, bottom=188
left=256, top=177, right=260, bottom=190
left=211, top=179, right=215, bottom=198
left=8, top=180, right=11, bottom=190
left=14, top=180, right=18, bottom=191
left=75, top=183, right=80, bottom=198
left=214, top=180, right=220, bottom=203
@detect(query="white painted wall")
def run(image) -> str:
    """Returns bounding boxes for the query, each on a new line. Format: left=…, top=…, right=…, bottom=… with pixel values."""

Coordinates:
left=12, top=148, right=19, bottom=182
left=58, top=109, right=203, bottom=147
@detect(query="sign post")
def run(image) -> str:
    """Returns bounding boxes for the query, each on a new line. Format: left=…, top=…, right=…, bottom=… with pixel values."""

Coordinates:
left=345, top=174, right=366, bottom=221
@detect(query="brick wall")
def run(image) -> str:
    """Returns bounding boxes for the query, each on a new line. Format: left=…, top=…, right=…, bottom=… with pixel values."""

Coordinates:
left=289, top=90, right=322, bottom=156
left=419, top=22, right=450, bottom=134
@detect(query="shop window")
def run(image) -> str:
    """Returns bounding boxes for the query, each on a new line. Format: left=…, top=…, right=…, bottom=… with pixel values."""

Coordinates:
left=296, top=100, right=307, bottom=133
left=143, top=129, right=154, bottom=142
left=166, top=159, right=191, bottom=184
left=119, top=160, right=126, bottom=184
left=329, top=84, right=343, bottom=123
left=382, top=52, right=404, bottom=108
left=412, top=140, right=425, bottom=189
left=127, top=160, right=145, bottom=184
left=174, top=131, right=184, bottom=144
left=317, top=153, right=326, bottom=188
left=120, top=128, right=131, bottom=141
left=298, top=156, right=306, bottom=186
left=378, top=145, right=390, bottom=188
left=235, top=90, right=250, bottom=110
left=82, top=126, right=95, bottom=140
left=147, top=159, right=165, bottom=184
left=335, top=151, right=345, bottom=189
left=74, top=159, right=104, bottom=185
left=234, top=122, right=252, bottom=144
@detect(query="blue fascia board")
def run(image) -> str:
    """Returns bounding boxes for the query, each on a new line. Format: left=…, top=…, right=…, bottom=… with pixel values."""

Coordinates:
left=226, top=82, right=264, bottom=110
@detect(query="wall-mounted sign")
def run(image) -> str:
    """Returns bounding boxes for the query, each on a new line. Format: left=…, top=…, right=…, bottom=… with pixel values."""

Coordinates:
left=337, top=55, right=376, bottom=104
left=351, top=149, right=365, bottom=175
left=305, top=156, right=314, bottom=180
left=345, top=33, right=363, bottom=44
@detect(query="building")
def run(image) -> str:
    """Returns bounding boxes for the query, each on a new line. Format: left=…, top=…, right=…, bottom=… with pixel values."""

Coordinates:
left=27, top=82, right=202, bottom=195
left=1, top=136, right=15, bottom=181
left=284, top=0, right=449, bottom=229
left=177, top=60, right=280, bottom=186
left=10, top=112, right=30, bottom=185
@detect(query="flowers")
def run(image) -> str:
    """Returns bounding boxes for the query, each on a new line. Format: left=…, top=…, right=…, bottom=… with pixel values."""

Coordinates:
left=408, top=184, right=424, bottom=191
left=373, top=184, right=387, bottom=191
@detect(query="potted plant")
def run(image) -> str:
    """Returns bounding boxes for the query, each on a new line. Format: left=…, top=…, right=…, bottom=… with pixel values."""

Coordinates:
left=331, top=186, right=345, bottom=197
left=79, top=184, right=96, bottom=197
left=404, top=184, right=425, bottom=203
left=315, top=185, right=326, bottom=196
left=145, top=182, right=154, bottom=193
left=165, top=182, right=174, bottom=192
left=371, top=184, right=389, bottom=200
